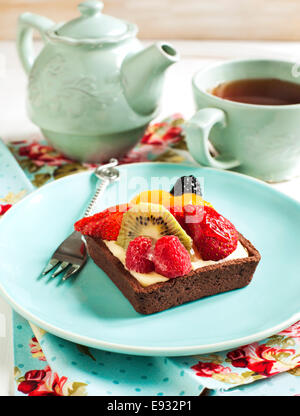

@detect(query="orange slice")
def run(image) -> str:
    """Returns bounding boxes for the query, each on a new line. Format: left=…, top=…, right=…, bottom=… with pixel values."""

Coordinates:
left=130, top=190, right=174, bottom=209
left=172, top=193, right=213, bottom=208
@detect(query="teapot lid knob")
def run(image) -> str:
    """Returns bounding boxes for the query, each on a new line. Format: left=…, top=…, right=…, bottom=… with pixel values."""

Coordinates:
left=52, top=0, right=137, bottom=43
left=78, top=1, right=104, bottom=16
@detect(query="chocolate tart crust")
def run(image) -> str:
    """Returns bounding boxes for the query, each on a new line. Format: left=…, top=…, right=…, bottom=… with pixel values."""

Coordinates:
left=85, top=233, right=261, bottom=315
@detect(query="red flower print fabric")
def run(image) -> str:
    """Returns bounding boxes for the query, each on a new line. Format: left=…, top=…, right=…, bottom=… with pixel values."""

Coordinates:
left=17, top=366, right=67, bottom=396
left=190, top=321, right=300, bottom=387
left=0, top=204, right=12, bottom=216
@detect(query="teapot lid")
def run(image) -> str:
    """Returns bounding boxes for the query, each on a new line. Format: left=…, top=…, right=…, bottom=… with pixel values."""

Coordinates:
left=52, top=1, right=137, bottom=44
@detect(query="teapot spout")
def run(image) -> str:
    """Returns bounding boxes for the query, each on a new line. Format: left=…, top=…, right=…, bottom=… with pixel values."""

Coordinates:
left=121, top=42, right=179, bottom=115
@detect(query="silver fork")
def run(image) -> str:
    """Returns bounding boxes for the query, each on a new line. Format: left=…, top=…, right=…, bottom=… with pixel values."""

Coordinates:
left=41, top=158, right=120, bottom=281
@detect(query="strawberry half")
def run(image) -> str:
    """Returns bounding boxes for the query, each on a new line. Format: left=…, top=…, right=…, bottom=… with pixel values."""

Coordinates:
left=169, top=204, right=204, bottom=230
left=191, top=206, right=239, bottom=261
left=74, top=204, right=130, bottom=240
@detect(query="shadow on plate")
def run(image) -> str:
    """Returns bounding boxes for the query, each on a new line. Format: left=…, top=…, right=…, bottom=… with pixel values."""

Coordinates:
left=71, top=259, right=144, bottom=320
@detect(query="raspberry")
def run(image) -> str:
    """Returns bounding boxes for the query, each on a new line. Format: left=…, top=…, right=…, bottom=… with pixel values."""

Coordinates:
left=153, top=235, right=192, bottom=278
left=125, top=237, right=154, bottom=273
left=74, top=204, right=130, bottom=240
left=192, top=206, right=239, bottom=261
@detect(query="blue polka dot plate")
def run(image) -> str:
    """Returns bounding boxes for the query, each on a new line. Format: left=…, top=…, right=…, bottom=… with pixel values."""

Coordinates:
left=0, top=163, right=300, bottom=356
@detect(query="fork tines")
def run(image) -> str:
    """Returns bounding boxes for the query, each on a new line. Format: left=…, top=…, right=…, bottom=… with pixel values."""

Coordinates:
left=41, top=231, right=87, bottom=281
left=42, top=258, right=83, bottom=281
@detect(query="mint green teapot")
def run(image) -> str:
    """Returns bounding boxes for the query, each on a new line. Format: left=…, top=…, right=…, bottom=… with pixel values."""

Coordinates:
left=17, top=1, right=179, bottom=162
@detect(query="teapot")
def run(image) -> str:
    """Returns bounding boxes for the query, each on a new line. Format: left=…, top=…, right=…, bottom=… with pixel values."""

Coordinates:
left=17, top=1, right=179, bottom=162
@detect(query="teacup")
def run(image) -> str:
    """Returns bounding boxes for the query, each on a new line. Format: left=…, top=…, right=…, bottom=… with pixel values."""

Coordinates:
left=184, top=59, right=300, bottom=182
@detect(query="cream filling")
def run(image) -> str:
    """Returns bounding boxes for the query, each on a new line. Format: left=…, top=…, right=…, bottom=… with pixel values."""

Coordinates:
left=104, top=240, right=248, bottom=288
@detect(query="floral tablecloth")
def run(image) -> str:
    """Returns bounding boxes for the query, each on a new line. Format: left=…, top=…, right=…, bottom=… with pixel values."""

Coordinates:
left=1, top=115, right=300, bottom=396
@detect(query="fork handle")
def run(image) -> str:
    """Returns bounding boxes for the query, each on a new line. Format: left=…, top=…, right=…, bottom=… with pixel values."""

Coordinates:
left=83, top=178, right=109, bottom=218
left=83, top=159, right=120, bottom=218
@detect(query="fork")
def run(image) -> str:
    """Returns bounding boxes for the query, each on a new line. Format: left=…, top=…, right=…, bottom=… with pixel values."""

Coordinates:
left=41, top=158, right=120, bottom=281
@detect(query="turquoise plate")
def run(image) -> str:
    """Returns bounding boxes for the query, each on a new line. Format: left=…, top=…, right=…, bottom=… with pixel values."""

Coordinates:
left=0, top=163, right=300, bottom=356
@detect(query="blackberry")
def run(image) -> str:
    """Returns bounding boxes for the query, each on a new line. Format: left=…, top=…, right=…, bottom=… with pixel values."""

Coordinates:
left=170, top=175, right=202, bottom=197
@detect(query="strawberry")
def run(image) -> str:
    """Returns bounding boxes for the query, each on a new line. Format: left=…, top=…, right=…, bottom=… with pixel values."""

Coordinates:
left=101, top=203, right=131, bottom=214
left=169, top=204, right=204, bottom=231
left=74, top=204, right=130, bottom=240
left=191, top=206, right=239, bottom=261
left=153, top=235, right=192, bottom=278
left=125, top=237, right=154, bottom=273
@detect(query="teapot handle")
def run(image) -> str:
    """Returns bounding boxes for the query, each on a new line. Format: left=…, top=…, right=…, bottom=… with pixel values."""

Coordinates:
left=17, top=12, right=55, bottom=74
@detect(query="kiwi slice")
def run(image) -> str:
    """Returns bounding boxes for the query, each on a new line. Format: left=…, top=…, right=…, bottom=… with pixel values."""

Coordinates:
left=116, top=202, right=192, bottom=250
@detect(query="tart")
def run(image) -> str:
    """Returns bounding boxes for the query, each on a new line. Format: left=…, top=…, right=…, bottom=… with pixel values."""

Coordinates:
left=75, top=176, right=261, bottom=314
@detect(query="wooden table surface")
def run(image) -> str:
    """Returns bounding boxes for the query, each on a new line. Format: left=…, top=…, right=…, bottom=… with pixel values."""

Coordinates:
left=1, top=39, right=300, bottom=396
left=3, top=0, right=300, bottom=41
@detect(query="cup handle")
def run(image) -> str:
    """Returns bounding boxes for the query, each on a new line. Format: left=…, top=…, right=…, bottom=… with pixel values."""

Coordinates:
left=17, top=12, right=55, bottom=74
left=184, top=108, right=240, bottom=169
